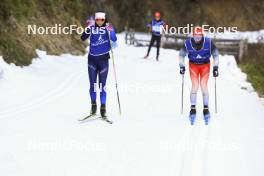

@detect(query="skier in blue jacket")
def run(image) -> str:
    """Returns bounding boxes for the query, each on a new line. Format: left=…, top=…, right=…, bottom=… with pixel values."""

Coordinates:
left=144, top=12, right=166, bottom=61
left=81, top=12, right=117, bottom=117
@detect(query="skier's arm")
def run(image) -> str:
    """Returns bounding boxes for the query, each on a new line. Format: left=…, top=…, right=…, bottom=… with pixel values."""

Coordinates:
left=179, top=47, right=187, bottom=74
left=211, top=41, right=219, bottom=67
left=109, top=29, right=117, bottom=42
left=212, top=49, right=219, bottom=67
left=211, top=40, right=219, bottom=77
left=110, top=29, right=117, bottom=48
left=146, top=21, right=152, bottom=28
left=179, top=47, right=187, bottom=67
left=106, top=24, right=117, bottom=42
left=81, top=27, right=91, bottom=41
left=146, top=21, right=152, bottom=33
left=161, top=20, right=167, bottom=35
left=106, top=24, right=117, bottom=48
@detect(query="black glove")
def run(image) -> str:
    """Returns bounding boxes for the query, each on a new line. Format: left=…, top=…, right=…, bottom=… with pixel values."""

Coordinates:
left=180, top=66, right=185, bottom=75
left=213, top=66, right=219, bottom=77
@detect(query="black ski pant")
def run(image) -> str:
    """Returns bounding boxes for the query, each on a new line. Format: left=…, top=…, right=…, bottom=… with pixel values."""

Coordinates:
left=146, top=34, right=161, bottom=57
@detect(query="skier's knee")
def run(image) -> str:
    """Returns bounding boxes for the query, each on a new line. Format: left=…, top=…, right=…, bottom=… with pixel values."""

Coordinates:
left=191, top=86, right=199, bottom=92
left=201, top=86, right=208, bottom=94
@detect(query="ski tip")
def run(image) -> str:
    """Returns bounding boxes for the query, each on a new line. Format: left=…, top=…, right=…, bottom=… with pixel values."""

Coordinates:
left=105, top=120, right=113, bottom=124
left=204, top=115, right=210, bottom=125
left=189, top=114, right=196, bottom=125
left=100, top=116, right=113, bottom=124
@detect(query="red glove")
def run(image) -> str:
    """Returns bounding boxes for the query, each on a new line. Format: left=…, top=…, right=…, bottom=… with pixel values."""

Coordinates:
left=86, top=19, right=95, bottom=27
left=106, top=23, right=113, bottom=31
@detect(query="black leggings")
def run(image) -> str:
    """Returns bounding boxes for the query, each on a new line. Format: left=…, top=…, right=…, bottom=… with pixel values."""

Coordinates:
left=147, top=34, right=161, bottom=57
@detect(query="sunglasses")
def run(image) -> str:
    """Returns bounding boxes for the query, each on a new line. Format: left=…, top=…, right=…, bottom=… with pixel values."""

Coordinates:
left=193, top=36, right=203, bottom=42
left=95, top=19, right=105, bottom=22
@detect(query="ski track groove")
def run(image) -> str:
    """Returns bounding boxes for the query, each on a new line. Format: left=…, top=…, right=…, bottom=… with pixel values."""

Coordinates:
left=0, top=71, right=85, bottom=118
left=178, top=118, right=211, bottom=176
left=201, top=120, right=213, bottom=176
left=179, top=123, right=196, bottom=176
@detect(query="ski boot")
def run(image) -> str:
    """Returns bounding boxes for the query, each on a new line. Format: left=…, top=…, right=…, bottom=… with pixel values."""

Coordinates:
left=189, top=105, right=196, bottom=125
left=156, top=55, right=159, bottom=61
left=90, top=101, right=97, bottom=115
left=79, top=101, right=97, bottom=121
left=144, top=54, right=149, bottom=59
left=100, top=104, right=107, bottom=118
left=100, top=104, right=113, bottom=124
left=203, top=106, right=210, bottom=125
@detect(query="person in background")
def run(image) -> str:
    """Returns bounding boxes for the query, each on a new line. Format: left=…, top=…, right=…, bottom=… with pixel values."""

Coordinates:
left=81, top=11, right=117, bottom=118
left=179, top=26, right=219, bottom=125
left=144, top=12, right=166, bottom=61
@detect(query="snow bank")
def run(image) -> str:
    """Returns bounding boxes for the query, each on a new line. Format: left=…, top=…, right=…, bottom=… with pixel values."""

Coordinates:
left=129, top=29, right=264, bottom=43
left=220, top=55, right=254, bottom=93
left=207, top=29, right=264, bottom=43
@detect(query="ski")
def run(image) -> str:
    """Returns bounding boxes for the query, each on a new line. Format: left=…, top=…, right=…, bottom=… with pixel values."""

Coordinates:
left=78, top=114, right=96, bottom=122
left=188, top=114, right=210, bottom=125
left=78, top=114, right=113, bottom=124
left=100, top=116, right=113, bottom=124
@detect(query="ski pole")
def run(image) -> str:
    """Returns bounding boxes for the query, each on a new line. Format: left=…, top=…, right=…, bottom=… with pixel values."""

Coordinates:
left=215, top=77, right=217, bottom=114
left=108, top=29, right=122, bottom=116
left=181, top=74, right=184, bottom=114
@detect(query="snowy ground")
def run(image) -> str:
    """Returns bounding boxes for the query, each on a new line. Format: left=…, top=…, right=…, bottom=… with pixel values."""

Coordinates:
left=0, top=34, right=264, bottom=176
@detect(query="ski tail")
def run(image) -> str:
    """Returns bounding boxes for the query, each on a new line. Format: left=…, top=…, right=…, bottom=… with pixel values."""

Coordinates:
left=78, top=114, right=96, bottom=122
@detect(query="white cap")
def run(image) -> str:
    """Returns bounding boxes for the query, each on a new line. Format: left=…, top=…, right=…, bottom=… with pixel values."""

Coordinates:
left=95, top=12, right=106, bottom=19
